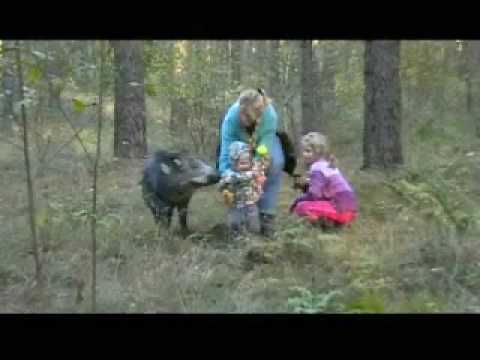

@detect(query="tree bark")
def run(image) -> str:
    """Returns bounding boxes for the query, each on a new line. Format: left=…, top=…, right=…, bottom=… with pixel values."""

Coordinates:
left=112, top=41, right=147, bottom=158
left=363, top=40, right=403, bottom=169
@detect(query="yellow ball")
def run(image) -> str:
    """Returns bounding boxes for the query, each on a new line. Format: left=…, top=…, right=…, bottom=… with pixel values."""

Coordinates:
left=257, top=144, right=268, bottom=156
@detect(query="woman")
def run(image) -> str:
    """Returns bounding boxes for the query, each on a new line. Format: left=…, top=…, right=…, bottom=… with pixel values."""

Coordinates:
left=218, top=88, right=285, bottom=237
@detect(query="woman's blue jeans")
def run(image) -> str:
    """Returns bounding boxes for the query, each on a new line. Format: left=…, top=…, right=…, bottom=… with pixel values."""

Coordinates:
left=258, top=134, right=285, bottom=216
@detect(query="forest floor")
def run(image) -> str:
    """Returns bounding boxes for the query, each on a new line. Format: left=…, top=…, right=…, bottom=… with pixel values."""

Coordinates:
left=1, top=97, right=480, bottom=313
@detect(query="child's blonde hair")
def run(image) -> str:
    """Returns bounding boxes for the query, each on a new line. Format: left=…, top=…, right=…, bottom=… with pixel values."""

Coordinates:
left=300, top=132, right=336, bottom=168
left=301, top=132, right=328, bottom=157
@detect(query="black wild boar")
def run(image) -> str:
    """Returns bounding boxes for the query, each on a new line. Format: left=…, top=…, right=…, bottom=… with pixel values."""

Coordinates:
left=142, top=150, right=220, bottom=234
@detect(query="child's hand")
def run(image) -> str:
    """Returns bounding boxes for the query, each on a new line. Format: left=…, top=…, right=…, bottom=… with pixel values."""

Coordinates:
left=256, top=173, right=267, bottom=187
left=292, top=175, right=309, bottom=192
left=222, top=189, right=235, bottom=207
left=262, top=156, right=271, bottom=170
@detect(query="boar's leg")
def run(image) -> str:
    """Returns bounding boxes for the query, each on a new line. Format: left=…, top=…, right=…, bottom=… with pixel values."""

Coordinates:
left=177, top=200, right=191, bottom=236
left=155, top=204, right=174, bottom=238
left=144, top=191, right=174, bottom=227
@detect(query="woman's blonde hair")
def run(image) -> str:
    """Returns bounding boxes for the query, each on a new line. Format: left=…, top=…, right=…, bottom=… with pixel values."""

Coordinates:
left=239, top=88, right=271, bottom=111
left=301, top=132, right=336, bottom=167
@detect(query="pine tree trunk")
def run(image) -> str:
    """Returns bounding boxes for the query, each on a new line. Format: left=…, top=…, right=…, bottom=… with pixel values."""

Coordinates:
left=112, top=41, right=147, bottom=158
left=363, top=40, right=403, bottom=169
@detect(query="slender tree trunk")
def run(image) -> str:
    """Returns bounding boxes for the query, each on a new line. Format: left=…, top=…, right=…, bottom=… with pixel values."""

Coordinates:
left=170, top=41, right=191, bottom=136
left=231, top=40, right=242, bottom=86
left=15, top=41, right=43, bottom=284
left=46, top=42, right=61, bottom=108
left=242, top=40, right=250, bottom=80
left=466, top=40, right=480, bottom=137
left=312, top=43, right=323, bottom=129
left=301, top=40, right=319, bottom=133
left=219, top=40, right=230, bottom=110
left=363, top=40, right=403, bottom=169
left=269, top=40, right=281, bottom=103
left=112, top=41, right=147, bottom=158
left=466, top=76, right=472, bottom=117
left=457, top=41, right=471, bottom=117
left=165, top=41, right=179, bottom=133
left=2, top=40, right=18, bottom=134
left=90, top=41, right=106, bottom=313
left=316, top=42, right=337, bottom=124
left=38, top=41, right=69, bottom=109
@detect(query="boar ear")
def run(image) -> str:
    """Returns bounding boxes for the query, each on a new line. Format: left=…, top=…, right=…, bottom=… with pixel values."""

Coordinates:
left=160, top=163, right=171, bottom=175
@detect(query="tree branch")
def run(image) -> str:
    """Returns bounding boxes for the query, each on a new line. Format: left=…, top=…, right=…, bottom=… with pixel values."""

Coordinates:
left=91, top=40, right=106, bottom=313
left=54, top=98, right=94, bottom=166
left=15, top=40, right=43, bottom=285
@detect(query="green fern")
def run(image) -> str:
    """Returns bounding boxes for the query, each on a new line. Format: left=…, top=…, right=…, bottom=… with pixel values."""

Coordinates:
left=287, top=287, right=342, bottom=313
left=344, top=291, right=386, bottom=313
left=387, top=165, right=474, bottom=233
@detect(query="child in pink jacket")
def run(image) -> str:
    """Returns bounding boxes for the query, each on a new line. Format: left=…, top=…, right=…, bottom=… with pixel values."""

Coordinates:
left=290, top=132, right=358, bottom=228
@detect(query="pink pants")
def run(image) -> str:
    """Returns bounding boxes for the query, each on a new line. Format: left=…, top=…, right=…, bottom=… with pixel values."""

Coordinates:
left=293, top=201, right=357, bottom=225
